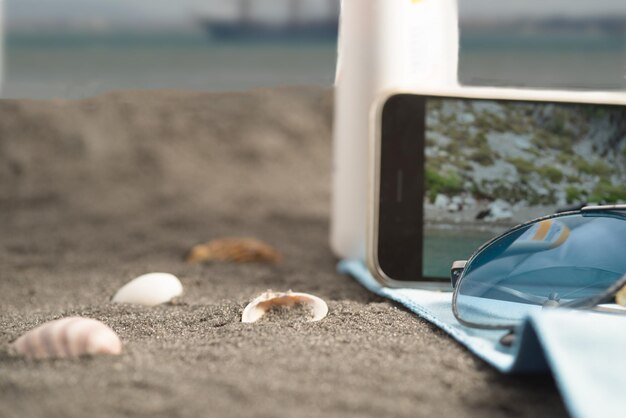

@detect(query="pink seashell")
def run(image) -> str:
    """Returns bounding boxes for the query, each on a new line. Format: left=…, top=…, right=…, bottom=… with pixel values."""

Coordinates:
left=12, top=317, right=122, bottom=360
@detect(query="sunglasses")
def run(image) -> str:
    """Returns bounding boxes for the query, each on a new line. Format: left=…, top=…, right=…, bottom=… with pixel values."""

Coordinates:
left=450, top=205, right=626, bottom=335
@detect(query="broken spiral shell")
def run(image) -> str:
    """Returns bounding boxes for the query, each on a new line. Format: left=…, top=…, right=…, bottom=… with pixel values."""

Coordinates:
left=241, top=291, right=328, bottom=323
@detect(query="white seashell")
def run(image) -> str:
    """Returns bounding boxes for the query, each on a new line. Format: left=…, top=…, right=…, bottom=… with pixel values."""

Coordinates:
left=112, top=272, right=183, bottom=306
left=12, top=317, right=122, bottom=360
left=242, top=290, right=328, bottom=323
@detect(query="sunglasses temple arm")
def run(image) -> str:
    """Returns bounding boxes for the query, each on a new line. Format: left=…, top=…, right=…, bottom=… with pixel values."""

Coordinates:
left=450, top=260, right=468, bottom=288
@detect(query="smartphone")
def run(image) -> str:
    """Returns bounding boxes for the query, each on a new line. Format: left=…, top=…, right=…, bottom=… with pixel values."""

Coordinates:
left=368, top=88, right=626, bottom=288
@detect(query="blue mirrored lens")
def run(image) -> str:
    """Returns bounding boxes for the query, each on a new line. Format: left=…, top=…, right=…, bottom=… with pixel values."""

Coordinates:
left=455, top=212, right=626, bottom=327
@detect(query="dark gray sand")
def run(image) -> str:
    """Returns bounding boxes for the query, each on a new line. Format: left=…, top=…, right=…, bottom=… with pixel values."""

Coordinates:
left=0, top=87, right=567, bottom=418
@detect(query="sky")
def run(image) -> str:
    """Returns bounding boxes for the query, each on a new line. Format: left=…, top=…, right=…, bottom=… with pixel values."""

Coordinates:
left=5, top=0, right=626, bottom=28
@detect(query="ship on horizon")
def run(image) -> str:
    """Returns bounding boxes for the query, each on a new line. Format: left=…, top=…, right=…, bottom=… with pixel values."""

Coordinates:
left=199, top=0, right=339, bottom=42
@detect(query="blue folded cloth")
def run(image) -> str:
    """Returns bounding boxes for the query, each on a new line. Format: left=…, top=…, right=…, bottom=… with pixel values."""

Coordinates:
left=339, top=259, right=626, bottom=418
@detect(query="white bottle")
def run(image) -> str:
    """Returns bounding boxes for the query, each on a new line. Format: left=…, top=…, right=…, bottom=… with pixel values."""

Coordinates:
left=0, top=0, right=4, bottom=94
left=331, top=0, right=459, bottom=260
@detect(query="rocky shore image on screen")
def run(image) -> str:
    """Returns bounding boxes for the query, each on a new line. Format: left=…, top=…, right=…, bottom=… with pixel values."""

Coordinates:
left=423, top=99, right=626, bottom=227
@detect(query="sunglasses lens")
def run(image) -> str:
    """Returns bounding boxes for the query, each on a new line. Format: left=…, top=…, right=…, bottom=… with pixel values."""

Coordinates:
left=455, top=212, right=626, bottom=328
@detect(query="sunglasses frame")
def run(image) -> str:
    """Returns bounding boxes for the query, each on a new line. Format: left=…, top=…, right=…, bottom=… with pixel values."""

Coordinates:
left=450, top=205, right=626, bottom=330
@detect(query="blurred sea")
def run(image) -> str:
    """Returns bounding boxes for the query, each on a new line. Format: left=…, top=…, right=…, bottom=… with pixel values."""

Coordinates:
left=3, top=30, right=625, bottom=99
left=3, top=32, right=338, bottom=99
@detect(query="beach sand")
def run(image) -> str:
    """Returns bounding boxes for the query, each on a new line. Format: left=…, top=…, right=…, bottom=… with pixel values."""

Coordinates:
left=0, top=87, right=567, bottom=418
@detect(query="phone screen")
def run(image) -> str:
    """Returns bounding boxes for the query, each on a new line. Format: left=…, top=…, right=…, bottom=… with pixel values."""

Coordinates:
left=377, top=95, right=626, bottom=282
left=422, top=97, right=626, bottom=278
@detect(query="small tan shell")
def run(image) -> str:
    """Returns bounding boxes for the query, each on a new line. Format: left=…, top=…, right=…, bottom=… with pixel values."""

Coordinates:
left=616, top=284, right=626, bottom=306
left=186, top=238, right=282, bottom=264
left=242, top=290, right=328, bottom=323
left=11, top=317, right=122, bottom=360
